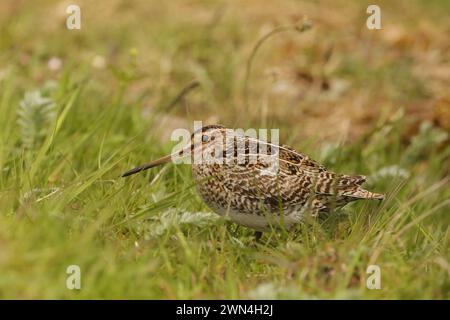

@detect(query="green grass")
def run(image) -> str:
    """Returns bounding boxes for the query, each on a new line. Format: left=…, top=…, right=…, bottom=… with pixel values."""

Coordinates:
left=0, top=0, right=449, bottom=299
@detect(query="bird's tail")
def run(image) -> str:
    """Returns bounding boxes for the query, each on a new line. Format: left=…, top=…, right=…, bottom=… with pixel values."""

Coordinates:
left=338, top=174, right=384, bottom=200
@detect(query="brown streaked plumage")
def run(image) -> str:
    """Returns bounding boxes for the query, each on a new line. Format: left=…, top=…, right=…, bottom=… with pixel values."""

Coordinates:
left=122, top=125, right=384, bottom=233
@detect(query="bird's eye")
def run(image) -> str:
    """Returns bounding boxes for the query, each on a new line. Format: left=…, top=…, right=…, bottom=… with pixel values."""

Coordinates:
left=202, top=135, right=209, bottom=142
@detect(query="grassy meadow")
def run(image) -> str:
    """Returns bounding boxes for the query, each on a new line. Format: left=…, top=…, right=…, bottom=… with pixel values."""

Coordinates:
left=0, top=0, right=449, bottom=299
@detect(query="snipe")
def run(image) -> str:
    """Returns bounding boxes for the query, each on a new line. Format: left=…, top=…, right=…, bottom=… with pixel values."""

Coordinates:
left=122, top=125, right=384, bottom=236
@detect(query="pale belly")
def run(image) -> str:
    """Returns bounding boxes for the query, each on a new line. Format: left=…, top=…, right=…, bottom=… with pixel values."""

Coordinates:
left=227, top=210, right=304, bottom=232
